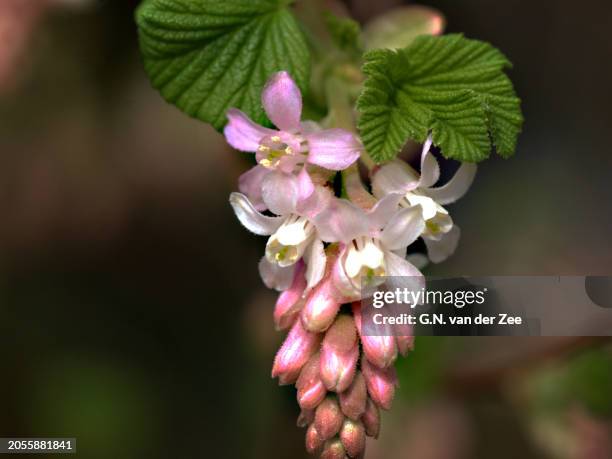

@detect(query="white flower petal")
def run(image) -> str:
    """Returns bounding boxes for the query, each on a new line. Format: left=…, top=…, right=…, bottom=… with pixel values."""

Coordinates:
left=313, top=198, right=369, bottom=243
left=424, top=225, right=461, bottom=263
left=371, top=160, right=419, bottom=197
left=384, top=251, right=425, bottom=293
left=229, top=192, right=283, bottom=235
left=406, top=194, right=440, bottom=221
left=367, top=193, right=403, bottom=233
left=418, top=135, right=440, bottom=188
left=259, top=257, right=295, bottom=291
left=304, top=238, right=327, bottom=291
left=426, top=163, right=477, bottom=205
left=381, top=206, right=426, bottom=251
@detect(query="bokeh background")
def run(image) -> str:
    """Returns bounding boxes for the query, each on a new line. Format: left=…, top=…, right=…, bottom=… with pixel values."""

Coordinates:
left=0, top=0, right=611, bottom=458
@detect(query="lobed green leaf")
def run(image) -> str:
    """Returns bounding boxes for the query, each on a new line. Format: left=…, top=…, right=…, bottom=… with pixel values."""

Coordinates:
left=136, top=0, right=310, bottom=130
left=357, top=34, right=523, bottom=163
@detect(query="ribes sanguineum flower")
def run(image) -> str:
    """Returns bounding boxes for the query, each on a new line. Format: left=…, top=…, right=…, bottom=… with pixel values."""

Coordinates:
left=372, top=135, right=477, bottom=263
left=313, top=194, right=426, bottom=301
left=224, top=71, right=362, bottom=210
left=229, top=169, right=330, bottom=292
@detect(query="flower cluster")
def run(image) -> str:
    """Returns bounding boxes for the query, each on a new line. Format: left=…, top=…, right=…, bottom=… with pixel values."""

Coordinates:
left=227, top=72, right=475, bottom=457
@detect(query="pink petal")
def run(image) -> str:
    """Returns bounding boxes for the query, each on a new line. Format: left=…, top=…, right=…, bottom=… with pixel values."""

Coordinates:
left=380, top=206, right=425, bottom=251
left=261, top=171, right=299, bottom=216
left=426, top=163, right=477, bottom=205
left=366, top=193, right=403, bottom=234
left=224, top=108, right=276, bottom=152
left=371, top=159, right=420, bottom=196
left=238, top=165, right=269, bottom=211
left=424, top=225, right=461, bottom=263
left=296, top=167, right=315, bottom=203
left=259, top=257, right=295, bottom=291
left=306, top=129, right=362, bottom=170
left=229, top=192, right=283, bottom=235
left=304, top=238, right=327, bottom=292
left=313, top=198, right=369, bottom=243
left=297, top=185, right=333, bottom=220
left=262, top=71, right=302, bottom=131
left=419, top=135, right=440, bottom=188
left=331, top=247, right=361, bottom=301
left=384, top=251, right=425, bottom=295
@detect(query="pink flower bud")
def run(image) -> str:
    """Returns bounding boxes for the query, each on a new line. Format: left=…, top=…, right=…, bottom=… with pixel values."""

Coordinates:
left=353, top=303, right=397, bottom=369
left=274, top=261, right=307, bottom=330
left=320, top=439, right=346, bottom=459
left=396, top=335, right=414, bottom=356
left=296, top=353, right=327, bottom=411
left=320, top=315, right=359, bottom=392
left=361, top=357, right=398, bottom=410
left=301, top=277, right=342, bottom=332
left=272, top=319, right=322, bottom=385
left=362, top=398, right=381, bottom=439
left=340, top=419, right=366, bottom=458
left=339, top=372, right=367, bottom=420
left=297, top=409, right=315, bottom=428
left=314, top=397, right=344, bottom=440
left=305, top=423, right=324, bottom=454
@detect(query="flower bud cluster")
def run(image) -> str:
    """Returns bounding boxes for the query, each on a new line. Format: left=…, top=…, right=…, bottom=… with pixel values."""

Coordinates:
left=226, top=71, right=476, bottom=456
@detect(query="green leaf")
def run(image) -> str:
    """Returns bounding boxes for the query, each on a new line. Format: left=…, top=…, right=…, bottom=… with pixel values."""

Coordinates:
left=136, top=0, right=310, bottom=131
left=323, top=12, right=362, bottom=54
left=357, top=34, right=523, bottom=163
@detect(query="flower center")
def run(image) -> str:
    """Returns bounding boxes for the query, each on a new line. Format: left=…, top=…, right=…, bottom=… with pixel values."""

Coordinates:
left=401, top=191, right=452, bottom=238
left=266, top=215, right=315, bottom=267
left=344, top=237, right=386, bottom=287
left=258, top=135, right=294, bottom=169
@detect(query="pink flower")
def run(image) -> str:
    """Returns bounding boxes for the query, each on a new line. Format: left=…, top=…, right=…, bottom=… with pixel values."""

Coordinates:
left=372, top=135, right=477, bottom=263
left=225, top=71, right=362, bottom=208
left=313, top=193, right=426, bottom=300
left=229, top=169, right=331, bottom=291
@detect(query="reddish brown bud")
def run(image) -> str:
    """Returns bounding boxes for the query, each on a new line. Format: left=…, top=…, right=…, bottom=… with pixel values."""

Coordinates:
left=361, top=398, right=380, bottom=439
left=320, top=439, right=346, bottom=459
left=297, top=409, right=315, bottom=428
left=296, top=353, right=327, bottom=411
left=305, top=423, right=324, bottom=454
left=339, top=372, right=367, bottom=420
left=361, top=357, right=398, bottom=410
left=320, top=315, right=359, bottom=392
left=396, top=334, right=414, bottom=356
left=272, top=319, right=322, bottom=385
left=274, top=261, right=307, bottom=330
left=340, top=419, right=366, bottom=458
left=314, top=397, right=344, bottom=440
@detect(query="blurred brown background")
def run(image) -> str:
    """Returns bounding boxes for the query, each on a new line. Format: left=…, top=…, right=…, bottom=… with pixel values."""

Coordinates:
left=0, top=0, right=611, bottom=458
